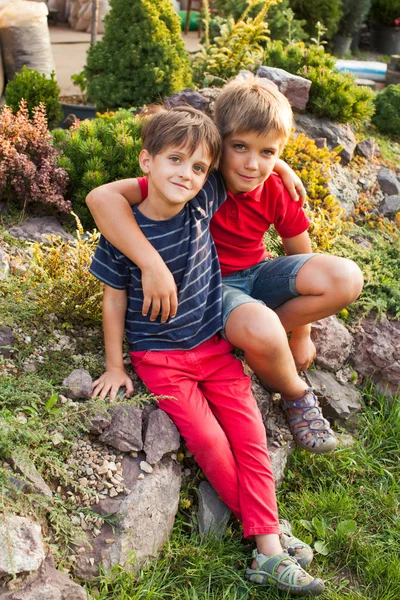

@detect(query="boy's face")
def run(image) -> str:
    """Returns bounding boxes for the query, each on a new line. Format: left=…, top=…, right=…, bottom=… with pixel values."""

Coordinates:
left=140, top=143, right=211, bottom=209
left=219, top=129, right=282, bottom=195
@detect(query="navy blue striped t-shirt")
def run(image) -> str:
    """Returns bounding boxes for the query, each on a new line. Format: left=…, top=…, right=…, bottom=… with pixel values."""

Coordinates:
left=89, top=170, right=227, bottom=352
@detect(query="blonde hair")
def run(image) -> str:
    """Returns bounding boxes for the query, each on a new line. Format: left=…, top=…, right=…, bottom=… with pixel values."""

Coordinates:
left=140, top=105, right=221, bottom=172
left=214, top=74, right=293, bottom=150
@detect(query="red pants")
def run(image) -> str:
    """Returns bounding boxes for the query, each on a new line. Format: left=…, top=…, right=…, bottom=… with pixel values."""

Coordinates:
left=130, top=335, right=279, bottom=537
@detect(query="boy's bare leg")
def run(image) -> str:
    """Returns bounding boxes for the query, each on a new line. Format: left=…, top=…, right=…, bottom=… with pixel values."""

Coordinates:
left=275, top=255, right=364, bottom=333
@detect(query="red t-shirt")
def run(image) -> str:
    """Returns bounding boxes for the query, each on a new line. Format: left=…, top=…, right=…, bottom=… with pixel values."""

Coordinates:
left=210, top=173, right=310, bottom=276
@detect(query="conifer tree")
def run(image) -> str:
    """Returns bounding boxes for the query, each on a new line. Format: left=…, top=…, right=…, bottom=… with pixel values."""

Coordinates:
left=84, top=0, right=192, bottom=111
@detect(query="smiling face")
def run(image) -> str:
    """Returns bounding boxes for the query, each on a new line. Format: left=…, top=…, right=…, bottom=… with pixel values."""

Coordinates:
left=219, top=129, right=283, bottom=195
left=139, top=143, right=212, bottom=219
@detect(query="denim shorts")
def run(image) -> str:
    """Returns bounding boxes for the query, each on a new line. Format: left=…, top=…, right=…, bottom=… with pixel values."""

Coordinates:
left=221, top=254, right=315, bottom=332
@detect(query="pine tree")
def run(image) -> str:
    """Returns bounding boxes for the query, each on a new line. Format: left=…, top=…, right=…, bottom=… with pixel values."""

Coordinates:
left=84, top=0, right=192, bottom=111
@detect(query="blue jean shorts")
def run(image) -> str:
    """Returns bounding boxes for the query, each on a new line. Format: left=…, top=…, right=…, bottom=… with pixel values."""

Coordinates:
left=221, top=254, right=315, bottom=332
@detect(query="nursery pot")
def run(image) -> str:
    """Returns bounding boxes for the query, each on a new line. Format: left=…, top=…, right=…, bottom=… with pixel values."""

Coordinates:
left=372, top=27, right=400, bottom=55
left=61, top=102, right=97, bottom=122
left=332, top=35, right=353, bottom=57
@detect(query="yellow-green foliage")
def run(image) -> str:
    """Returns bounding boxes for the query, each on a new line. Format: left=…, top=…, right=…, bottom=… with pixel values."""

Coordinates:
left=30, top=216, right=103, bottom=324
left=282, top=133, right=346, bottom=250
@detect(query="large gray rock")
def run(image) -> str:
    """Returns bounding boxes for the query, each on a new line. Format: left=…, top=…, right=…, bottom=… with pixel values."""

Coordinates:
left=257, top=66, right=311, bottom=110
left=268, top=444, right=290, bottom=487
left=294, top=114, right=357, bottom=164
left=311, top=316, right=354, bottom=372
left=0, top=248, right=9, bottom=281
left=328, top=163, right=358, bottom=216
left=99, top=404, right=143, bottom=452
left=378, top=195, right=400, bottom=218
left=0, top=555, right=88, bottom=600
left=8, top=218, right=73, bottom=244
left=377, top=168, right=400, bottom=196
left=351, top=315, right=400, bottom=396
left=75, top=456, right=181, bottom=579
left=8, top=454, right=53, bottom=499
left=197, top=481, right=231, bottom=538
left=0, top=516, right=45, bottom=576
left=355, top=137, right=378, bottom=159
left=143, top=409, right=180, bottom=465
left=165, top=88, right=210, bottom=113
left=0, top=327, right=15, bottom=358
left=62, top=369, right=93, bottom=399
left=305, top=370, right=362, bottom=422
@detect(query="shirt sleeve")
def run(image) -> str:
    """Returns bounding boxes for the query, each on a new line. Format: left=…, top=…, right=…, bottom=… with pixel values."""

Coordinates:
left=137, top=176, right=148, bottom=200
left=89, top=235, right=130, bottom=289
left=195, top=169, right=227, bottom=218
left=272, top=179, right=310, bottom=239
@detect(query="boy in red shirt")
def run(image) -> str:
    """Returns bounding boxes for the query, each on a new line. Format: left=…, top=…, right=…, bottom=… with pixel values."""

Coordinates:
left=87, top=76, right=363, bottom=454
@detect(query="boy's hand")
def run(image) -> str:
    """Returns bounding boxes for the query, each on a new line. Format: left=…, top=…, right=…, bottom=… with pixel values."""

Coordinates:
left=92, top=368, right=134, bottom=402
left=289, top=335, right=316, bottom=372
left=142, top=264, right=178, bottom=323
left=274, top=159, right=307, bottom=206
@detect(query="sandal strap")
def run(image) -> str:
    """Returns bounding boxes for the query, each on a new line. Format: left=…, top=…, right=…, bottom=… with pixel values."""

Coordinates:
left=253, top=551, right=315, bottom=586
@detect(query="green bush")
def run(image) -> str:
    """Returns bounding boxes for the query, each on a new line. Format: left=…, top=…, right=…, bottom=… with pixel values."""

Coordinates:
left=263, top=40, right=375, bottom=123
left=369, top=0, right=400, bottom=26
left=4, top=67, right=62, bottom=130
left=290, top=0, right=343, bottom=40
left=82, top=0, right=192, bottom=111
left=53, top=110, right=142, bottom=227
left=372, top=85, right=400, bottom=137
left=335, top=0, right=371, bottom=37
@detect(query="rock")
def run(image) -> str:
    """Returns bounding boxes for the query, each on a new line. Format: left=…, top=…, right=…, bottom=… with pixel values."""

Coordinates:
left=198, top=87, right=222, bottom=116
left=75, top=457, right=181, bottom=579
left=143, top=409, right=180, bottom=464
left=305, top=370, right=362, bottom=422
left=62, top=369, right=93, bottom=399
left=268, top=444, right=290, bottom=487
left=294, top=114, right=357, bottom=164
left=165, top=88, right=210, bottom=113
left=311, top=316, right=354, bottom=372
left=86, top=411, right=112, bottom=434
left=356, top=137, right=378, bottom=159
left=377, top=168, right=400, bottom=196
left=8, top=454, right=53, bottom=499
left=336, top=432, right=356, bottom=448
left=313, top=137, right=327, bottom=149
left=0, top=554, right=88, bottom=600
left=197, top=481, right=231, bottom=538
left=99, top=404, right=143, bottom=452
left=257, top=66, right=311, bottom=110
left=139, top=461, right=153, bottom=474
left=328, top=163, right=358, bottom=216
left=378, top=195, right=400, bottom=218
left=0, top=247, right=10, bottom=280
left=0, top=516, right=45, bottom=576
left=351, top=315, right=400, bottom=396
left=8, top=217, right=74, bottom=244
left=0, top=326, right=15, bottom=358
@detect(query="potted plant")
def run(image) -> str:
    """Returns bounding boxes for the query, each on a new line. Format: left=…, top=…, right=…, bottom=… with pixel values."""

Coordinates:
left=370, top=0, right=400, bottom=55
left=332, top=0, right=371, bottom=56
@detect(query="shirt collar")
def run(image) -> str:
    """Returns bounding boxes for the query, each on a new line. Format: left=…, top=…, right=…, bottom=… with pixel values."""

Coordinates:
left=228, top=183, right=263, bottom=203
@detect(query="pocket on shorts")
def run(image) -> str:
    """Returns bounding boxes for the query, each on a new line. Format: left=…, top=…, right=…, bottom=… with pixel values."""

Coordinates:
left=130, top=350, right=152, bottom=369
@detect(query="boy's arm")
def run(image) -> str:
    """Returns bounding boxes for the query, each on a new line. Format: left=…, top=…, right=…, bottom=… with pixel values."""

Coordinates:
left=92, top=285, right=134, bottom=402
left=86, top=180, right=178, bottom=323
left=274, top=159, right=306, bottom=205
left=281, top=231, right=316, bottom=371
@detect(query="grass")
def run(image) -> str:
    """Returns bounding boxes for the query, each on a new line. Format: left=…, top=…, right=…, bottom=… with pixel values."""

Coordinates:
left=87, top=384, right=400, bottom=600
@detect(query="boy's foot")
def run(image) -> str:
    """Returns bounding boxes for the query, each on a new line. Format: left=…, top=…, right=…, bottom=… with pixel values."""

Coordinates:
left=245, top=550, right=325, bottom=596
left=281, top=388, right=338, bottom=454
left=279, top=519, right=313, bottom=569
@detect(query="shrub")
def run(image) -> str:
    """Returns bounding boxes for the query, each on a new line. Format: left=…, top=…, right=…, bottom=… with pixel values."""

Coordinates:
left=369, top=0, right=400, bottom=27
left=372, top=85, right=400, bottom=137
left=82, top=0, right=192, bottom=111
left=5, top=67, right=62, bottom=130
left=192, top=0, right=272, bottom=86
left=263, top=40, right=375, bottom=123
left=335, top=0, right=371, bottom=38
left=52, top=110, right=142, bottom=227
left=289, top=0, right=343, bottom=40
left=30, top=216, right=103, bottom=324
left=281, top=133, right=346, bottom=250
left=0, top=101, right=69, bottom=212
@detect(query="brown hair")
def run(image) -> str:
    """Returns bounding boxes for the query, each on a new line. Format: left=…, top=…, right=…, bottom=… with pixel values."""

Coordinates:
left=140, top=105, right=221, bottom=172
left=214, top=74, right=293, bottom=150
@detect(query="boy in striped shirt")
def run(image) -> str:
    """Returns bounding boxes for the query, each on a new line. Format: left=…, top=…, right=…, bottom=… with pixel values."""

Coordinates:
left=89, top=105, right=325, bottom=596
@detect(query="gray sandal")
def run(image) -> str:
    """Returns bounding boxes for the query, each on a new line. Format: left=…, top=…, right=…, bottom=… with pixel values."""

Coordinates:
left=280, top=519, right=314, bottom=569
left=281, top=388, right=338, bottom=454
left=245, top=550, right=325, bottom=596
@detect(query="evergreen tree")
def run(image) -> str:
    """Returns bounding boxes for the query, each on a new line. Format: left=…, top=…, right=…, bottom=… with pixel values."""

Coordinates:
left=84, top=0, right=192, bottom=111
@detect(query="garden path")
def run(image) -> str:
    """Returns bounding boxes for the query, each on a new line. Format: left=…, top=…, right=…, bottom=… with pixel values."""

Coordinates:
left=49, top=23, right=201, bottom=96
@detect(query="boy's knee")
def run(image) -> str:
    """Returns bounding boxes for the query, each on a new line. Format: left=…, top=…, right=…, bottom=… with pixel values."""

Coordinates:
left=336, top=258, right=364, bottom=301
left=240, top=309, right=286, bottom=355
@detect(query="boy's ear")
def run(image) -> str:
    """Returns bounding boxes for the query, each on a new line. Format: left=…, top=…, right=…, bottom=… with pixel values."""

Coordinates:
left=139, top=149, right=151, bottom=174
